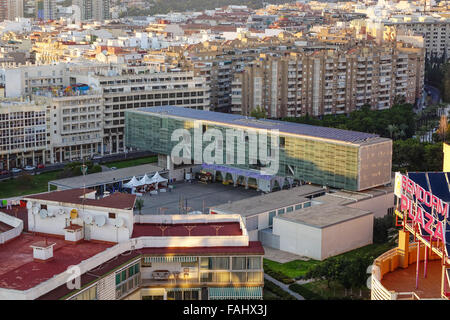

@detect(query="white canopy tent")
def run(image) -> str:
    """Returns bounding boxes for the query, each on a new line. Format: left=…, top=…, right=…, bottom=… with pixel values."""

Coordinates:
left=138, top=174, right=154, bottom=186
left=123, top=176, right=140, bottom=188
left=151, top=172, right=168, bottom=189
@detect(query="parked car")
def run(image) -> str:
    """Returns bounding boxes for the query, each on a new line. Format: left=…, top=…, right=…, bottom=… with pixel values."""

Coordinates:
left=110, top=167, right=117, bottom=170
left=91, top=155, right=102, bottom=160
left=37, top=164, right=45, bottom=169
left=24, top=165, right=35, bottom=171
left=11, top=168, right=22, bottom=173
left=0, top=170, right=9, bottom=175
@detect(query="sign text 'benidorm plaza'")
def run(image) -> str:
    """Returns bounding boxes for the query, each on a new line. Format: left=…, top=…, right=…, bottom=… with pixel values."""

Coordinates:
left=394, top=172, right=448, bottom=242
left=170, top=121, right=280, bottom=175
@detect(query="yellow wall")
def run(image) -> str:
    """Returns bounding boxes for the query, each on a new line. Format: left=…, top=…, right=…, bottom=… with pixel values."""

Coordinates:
left=444, top=143, right=450, bottom=171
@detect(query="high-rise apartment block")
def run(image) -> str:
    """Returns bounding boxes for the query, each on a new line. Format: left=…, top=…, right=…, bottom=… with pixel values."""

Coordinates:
left=36, top=0, right=56, bottom=20
left=73, top=0, right=111, bottom=21
left=0, top=0, right=23, bottom=21
left=231, top=43, right=424, bottom=118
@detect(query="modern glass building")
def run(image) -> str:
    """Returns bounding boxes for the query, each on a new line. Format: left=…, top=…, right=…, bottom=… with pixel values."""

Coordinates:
left=124, top=106, right=392, bottom=191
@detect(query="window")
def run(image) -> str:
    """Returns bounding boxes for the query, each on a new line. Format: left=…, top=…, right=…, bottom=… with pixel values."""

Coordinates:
left=115, top=262, right=140, bottom=299
left=268, top=211, right=276, bottom=226
left=109, top=212, right=116, bottom=219
left=247, top=257, right=261, bottom=270
left=304, top=202, right=311, bottom=208
left=286, top=206, right=294, bottom=213
left=232, top=257, right=262, bottom=270
left=232, top=257, right=246, bottom=270
left=246, top=216, right=258, bottom=231
left=277, top=208, right=285, bottom=215
left=295, top=204, right=302, bottom=210
left=200, top=257, right=229, bottom=270
left=41, top=204, right=47, bottom=210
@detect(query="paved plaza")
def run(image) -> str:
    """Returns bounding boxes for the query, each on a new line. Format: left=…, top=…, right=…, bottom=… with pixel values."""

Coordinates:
left=135, top=181, right=262, bottom=215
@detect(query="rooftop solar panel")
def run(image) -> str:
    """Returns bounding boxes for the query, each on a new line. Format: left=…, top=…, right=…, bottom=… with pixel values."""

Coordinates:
left=133, top=106, right=382, bottom=144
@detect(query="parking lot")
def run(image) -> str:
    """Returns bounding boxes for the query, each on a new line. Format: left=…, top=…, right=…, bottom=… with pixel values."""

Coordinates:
left=135, top=180, right=262, bottom=215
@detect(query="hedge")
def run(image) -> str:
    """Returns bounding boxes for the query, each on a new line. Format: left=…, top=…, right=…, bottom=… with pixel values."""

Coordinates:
left=289, top=283, right=324, bottom=300
left=264, top=279, right=296, bottom=300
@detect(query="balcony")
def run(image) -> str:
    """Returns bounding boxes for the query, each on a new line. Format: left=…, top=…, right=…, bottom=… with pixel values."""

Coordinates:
left=371, top=242, right=446, bottom=300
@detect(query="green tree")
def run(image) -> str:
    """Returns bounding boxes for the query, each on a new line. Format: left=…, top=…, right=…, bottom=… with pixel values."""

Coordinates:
left=135, top=199, right=144, bottom=215
left=250, top=106, right=267, bottom=119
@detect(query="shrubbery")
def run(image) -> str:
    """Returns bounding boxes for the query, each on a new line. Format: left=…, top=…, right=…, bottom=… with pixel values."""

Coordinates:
left=58, top=161, right=102, bottom=179
left=289, top=284, right=323, bottom=300
left=263, top=266, right=295, bottom=284
left=264, top=279, right=296, bottom=300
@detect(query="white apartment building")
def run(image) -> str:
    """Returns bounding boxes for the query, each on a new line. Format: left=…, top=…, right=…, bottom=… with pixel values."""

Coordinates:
left=362, top=14, right=450, bottom=59
left=0, top=63, right=211, bottom=168
left=0, top=99, right=47, bottom=170
left=0, top=188, right=264, bottom=300
left=1, top=63, right=70, bottom=98
left=75, top=68, right=210, bottom=154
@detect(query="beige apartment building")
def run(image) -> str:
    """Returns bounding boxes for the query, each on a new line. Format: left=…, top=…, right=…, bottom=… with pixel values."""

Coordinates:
left=358, top=15, right=450, bottom=59
left=149, top=38, right=296, bottom=112
left=231, top=42, right=424, bottom=118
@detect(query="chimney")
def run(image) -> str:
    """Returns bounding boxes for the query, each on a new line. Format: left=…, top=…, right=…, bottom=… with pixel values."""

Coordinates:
left=30, top=241, right=56, bottom=262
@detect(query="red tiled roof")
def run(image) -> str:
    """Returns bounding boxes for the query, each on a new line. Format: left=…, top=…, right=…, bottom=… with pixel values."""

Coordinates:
left=0, top=234, right=113, bottom=290
left=132, top=222, right=242, bottom=238
left=26, top=189, right=136, bottom=210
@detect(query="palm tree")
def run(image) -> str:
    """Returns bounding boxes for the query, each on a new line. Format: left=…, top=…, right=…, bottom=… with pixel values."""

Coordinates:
left=135, top=199, right=144, bottom=215
left=387, top=124, right=398, bottom=139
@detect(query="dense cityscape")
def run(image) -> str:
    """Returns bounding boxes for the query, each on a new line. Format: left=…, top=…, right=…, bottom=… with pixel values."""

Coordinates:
left=0, top=0, right=449, bottom=305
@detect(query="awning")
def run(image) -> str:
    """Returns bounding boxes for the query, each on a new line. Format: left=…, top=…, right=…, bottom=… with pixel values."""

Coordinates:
left=143, top=256, right=198, bottom=263
left=202, top=163, right=272, bottom=181
left=166, top=287, right=201, bottom=292
left=208, top=287, right=262, bottom=300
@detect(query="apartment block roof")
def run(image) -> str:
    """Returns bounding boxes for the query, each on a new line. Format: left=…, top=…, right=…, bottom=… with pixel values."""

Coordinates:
left=25, top=188, right=137, bottom=210
left=131, top=106, right=386, bottom=144
left=0, top=233, right=113, bottom=291
left=211, top=185, right=325, bottom=217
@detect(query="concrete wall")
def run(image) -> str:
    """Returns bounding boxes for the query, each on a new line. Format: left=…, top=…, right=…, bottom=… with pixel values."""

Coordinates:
left=26, top=200, right=134, bottom=243
left=358, top=140, right=392, bottom=191
left=321, top=213, right=373, bottom=260
left=273, top=217, right=322, bottom=260
left=444, top=142, right=450, bottom=172
left=346, top=193, right=393, bottom=218
left=258, top=228, right=280, bottom=249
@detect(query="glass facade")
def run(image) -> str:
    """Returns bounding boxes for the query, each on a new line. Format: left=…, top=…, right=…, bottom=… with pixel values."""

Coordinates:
left=124, top=110, right=381, bottom=190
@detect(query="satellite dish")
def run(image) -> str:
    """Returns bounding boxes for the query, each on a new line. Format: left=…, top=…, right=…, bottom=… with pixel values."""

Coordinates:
left=39, top=209, right=48, bottom=218
left=83, top=214, right=93, bottom=224
left=26, top=201, right=33, bottom=209
left=115, top=217, right=124, bottom=228
left=32, top=206, right=39, bottom=215
left=95, top=215, right=106, bottom=227
left=58, top=208, right=66, bottom=215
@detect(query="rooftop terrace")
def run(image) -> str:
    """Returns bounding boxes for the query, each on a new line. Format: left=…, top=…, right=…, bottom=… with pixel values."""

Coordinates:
left=0, top=233, right=113, bottom=290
